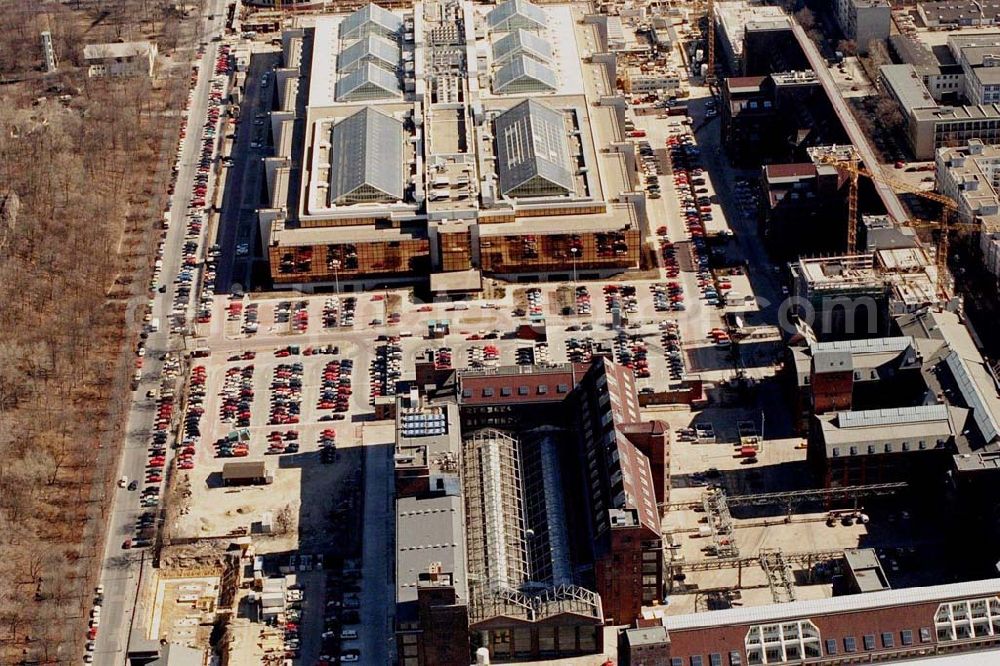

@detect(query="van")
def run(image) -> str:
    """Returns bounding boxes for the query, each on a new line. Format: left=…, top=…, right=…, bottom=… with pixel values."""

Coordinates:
left=399, top=330, right=413, bottom=338
left=149, top=318, right=160, bottom=333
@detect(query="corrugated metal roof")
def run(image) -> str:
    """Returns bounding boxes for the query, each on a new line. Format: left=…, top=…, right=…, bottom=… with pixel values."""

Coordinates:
left=492, top=29, right=552, bottom=65
left=338, top=35, right=400, bottom=72
left=494, top=54, right=558, bottom=93
left=328, top=106, right=404, bottom=204
left=487, top=0, right=547, bottom=32
left=494, top=99, right=572, bottom=197
left=946, top=349, right=1000, bottom=442
left=335, top=61, right=400, bottom=101
left=339, top=2, right=403, bottom=40
left=811, top=336, right=914, bottom=355
left=660, top=579, right=1000, bottom=631
left=838, top=404, right=950, bottom=429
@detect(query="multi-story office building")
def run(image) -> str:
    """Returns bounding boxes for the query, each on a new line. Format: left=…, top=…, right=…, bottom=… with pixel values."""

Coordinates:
left=833, top=0, right=890, bottom=54
left=260, top=0, right=647, bottom=292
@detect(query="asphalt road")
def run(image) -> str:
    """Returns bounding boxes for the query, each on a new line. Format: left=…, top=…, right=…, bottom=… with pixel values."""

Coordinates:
left=789, top=19, right=908, bottom=223
left=214, top=50, right=278, bottom=294
left=92, top=4, right=228, bottom=663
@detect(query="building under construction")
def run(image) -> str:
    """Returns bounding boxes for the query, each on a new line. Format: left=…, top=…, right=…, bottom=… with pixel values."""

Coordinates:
left=789, top=252, right=946, bottom=340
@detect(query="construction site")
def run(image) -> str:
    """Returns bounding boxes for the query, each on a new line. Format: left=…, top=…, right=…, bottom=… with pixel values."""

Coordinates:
left=654, top=399, right=963, bottom=619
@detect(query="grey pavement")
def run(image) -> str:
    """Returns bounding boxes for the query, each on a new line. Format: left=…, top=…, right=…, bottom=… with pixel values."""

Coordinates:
left=93, top=3, right=229, bottom=662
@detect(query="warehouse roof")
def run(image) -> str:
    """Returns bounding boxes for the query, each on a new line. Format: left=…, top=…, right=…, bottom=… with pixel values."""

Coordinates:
left=329, top=107, right=404, bottom=204
left=396, top=493, right=467, bottom=607
left=494, top=99, right=573, bottom=197
left=487, top=0, right=547, bottom=33
left=335, top=62, right=401, bottom=101
left=492, top=28, right=552, bottom=65
left=83, top=41, right=156, bottom=60
left=494, top=54, right=558, bottom=94
left=338, top=35, right=400, bottom=73
left=817, top=404, right=962, bottom=455
left=222, top=461, right=267, bottom=480
left=339, top=2, right=402, bottom=40
left=660, top=578, right=1000, bottom=630
left=880, top=64, right=937, bottom=113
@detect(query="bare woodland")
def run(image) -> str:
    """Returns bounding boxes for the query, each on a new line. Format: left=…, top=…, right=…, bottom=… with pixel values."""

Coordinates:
left=0, top=1, right=198, bottom=662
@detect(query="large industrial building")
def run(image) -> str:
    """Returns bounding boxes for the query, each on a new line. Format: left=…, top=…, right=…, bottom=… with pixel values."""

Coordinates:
left=392, top=357, right=668, bottom=664
left=259, top=0, right=649, bottom=291
left=620, top=578, right=1000, bottom=665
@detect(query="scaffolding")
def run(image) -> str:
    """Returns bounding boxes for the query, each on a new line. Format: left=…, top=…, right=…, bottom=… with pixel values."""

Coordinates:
left=725, top=482, right=907, bottom=514
left=668, top=549, right=846, bottom=594
left=760, top=548, right=796, bottom=604
left=468, top=584, right=603, bottom=626
left=702, top=487, right=739, bottom=558
left=665, top=482, right=908, bottom=513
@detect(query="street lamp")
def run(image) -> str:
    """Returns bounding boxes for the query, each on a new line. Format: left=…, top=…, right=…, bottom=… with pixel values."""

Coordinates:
left=331, top=259, right=341, bottom=295
left=570, top=246, right=579, bottom=284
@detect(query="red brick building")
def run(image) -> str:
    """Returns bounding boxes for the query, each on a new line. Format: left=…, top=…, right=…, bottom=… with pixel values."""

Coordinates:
left=624, top=579, right=1000, bottom=665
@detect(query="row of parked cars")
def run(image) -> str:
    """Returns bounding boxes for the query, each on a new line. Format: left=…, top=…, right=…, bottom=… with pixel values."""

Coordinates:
left=83, top=586, right=104, bottom=661
left=614, top=331, right=651, bottom=379
left=432, top=347, right=452, bottom=370
left=123, top=352, right=184, bottom=551
left=186, top=46, right=232, bottom=328
left=574, top=285, right=592, bottom=315
left=178, top=364, right=206, bottom=467
left=317, top=358, right=353, bottom=413
left=220, top=364, right=255, bottom=429
left=603, top=284, right=639, bottom=315
left=370, top=340, right=402, bottom=404
left=651, top=281, right=685, bottom=313
left=322, top=296, right=357, bottom=329
left=660, top=321, right=686, bottom=382
left=637, top=139, right=663, bottom=199
left=667, top=126, right=720, bottom=306
left=467, top=344, right=500, bottom=369
left=269, top=363, right=303, bottom=425
left=319, top=565, right=363, bottom=664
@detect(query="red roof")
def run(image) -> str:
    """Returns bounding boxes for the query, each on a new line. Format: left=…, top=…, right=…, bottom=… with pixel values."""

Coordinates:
left=458, top=364, right=591, bottom=406
left=726, top=76, right=767, bottom=91
left=764, top=163, right=818, bottom=180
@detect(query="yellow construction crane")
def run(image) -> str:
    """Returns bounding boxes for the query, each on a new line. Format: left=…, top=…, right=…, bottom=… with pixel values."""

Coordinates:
left=706, top=0, right=715, bottom=87
left=815, top=155, right=961, bottom=297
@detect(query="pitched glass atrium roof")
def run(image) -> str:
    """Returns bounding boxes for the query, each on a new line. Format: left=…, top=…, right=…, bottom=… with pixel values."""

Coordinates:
left=338, top=35, right=400, bottom=72
left=487, top=0, right=547, bottom=32
left=492, top=29, right=552, bottom=65
left=494, top=54, right=558, bottom=94
left=494, top=99, right=574, bottom=197
left=339, top=2, right=403, bottom=40
left=335, top=61, right=401, bottom=101
left=328, top=107, right=404, bottom=204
